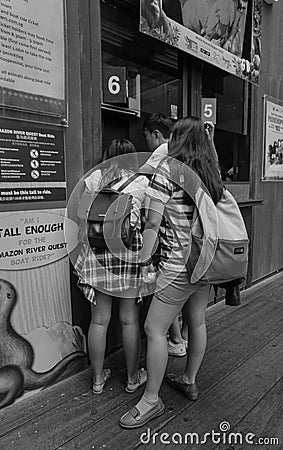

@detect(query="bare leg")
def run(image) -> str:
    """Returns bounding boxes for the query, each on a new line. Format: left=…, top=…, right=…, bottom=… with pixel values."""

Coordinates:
left=119, top=297, right=141, bottom=384
left=168, top=316, right=183, bottom=344
left=181, top=308, right=189, bottom=342
left=182, top=285, right=210, bottom=384
left=88, top=292, right=112, bottom=384
left=143, top=297, right=182, bottom=401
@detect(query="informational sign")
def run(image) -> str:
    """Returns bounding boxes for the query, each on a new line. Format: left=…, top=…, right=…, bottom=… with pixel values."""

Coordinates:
left=0, top=207, right=86, bottom=409
left=0, top=211, right=78, bottom=270
left=0, top=0, right=65, bottom=115
left=139, top=0, right=260, bottom=84
left=102, top=66, right=128, bottom=105
left=201, top=98, right=217, bottom=124
left=262, top=97, right=283, bottom=181
left=0, top=119, right=66, bottom=204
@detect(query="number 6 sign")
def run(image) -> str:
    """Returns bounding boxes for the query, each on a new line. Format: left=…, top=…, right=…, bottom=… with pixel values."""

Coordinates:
left=201, top=98, right=217, bottom=124
left=103, top=67, right=128, bottom=105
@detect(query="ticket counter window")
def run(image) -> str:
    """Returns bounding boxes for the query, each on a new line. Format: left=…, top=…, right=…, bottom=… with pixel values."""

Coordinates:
left=102, top=48, right=182, bottom=154
left=202, top=63, right=250, bottom=182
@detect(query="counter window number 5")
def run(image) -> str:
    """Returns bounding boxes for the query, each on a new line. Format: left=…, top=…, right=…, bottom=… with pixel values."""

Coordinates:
left=204, top=104, right=213, bottom=118
left=201, top=98, right=217, bottom=124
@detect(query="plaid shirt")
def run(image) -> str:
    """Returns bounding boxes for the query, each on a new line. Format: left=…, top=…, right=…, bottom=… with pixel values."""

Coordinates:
left=74, top=171, right=148, bottom=304
left=75, top=230, right=142, bottom=303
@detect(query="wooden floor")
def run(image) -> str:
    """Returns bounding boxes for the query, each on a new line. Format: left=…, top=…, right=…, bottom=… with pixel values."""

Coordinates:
left=1, top=273, right=283, bottom=450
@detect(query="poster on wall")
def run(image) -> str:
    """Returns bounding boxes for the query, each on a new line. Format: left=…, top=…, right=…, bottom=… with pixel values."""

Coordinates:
left=262, top=97, right=283, bottom=181
left=140, top=0, right=261, bottom=83
left=0, top=208, right=87, bottom=410
left=0, top=0, right=65, bottom=115
left=0, top=119, right=66, bottom=206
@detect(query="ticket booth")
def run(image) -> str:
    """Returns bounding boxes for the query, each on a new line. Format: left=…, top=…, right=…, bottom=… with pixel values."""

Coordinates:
left=1, top=0, right=282, bottom=410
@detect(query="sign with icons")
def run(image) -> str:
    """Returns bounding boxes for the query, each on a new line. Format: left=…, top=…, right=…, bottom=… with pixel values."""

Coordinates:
left=0, top=119, right=66, bottom=205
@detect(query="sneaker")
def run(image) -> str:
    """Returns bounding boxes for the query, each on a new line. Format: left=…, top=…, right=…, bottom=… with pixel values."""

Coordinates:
left=167, top=339, right=187, bottom=357
left=125, top=368, right=147, bottom=393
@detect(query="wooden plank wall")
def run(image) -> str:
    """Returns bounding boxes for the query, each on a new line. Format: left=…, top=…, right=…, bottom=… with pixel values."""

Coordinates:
left=251, top=1, right=283, bottom=281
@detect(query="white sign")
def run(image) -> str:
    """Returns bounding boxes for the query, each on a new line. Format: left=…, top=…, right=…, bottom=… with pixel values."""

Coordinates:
left=201, top=98, right=217, bottom=124
left=0, top=0, right=65, bottom=99
left=0, top=211, right=79, bottom=270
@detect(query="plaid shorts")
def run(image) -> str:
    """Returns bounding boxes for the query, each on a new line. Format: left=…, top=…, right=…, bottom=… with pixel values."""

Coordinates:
left=74, top=230, right=142, bottom=304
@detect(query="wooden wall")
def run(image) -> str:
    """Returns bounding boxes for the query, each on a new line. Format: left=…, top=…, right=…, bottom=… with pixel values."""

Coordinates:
left=250, top=1, right=283, bottom=281
left=66, top=0, right=103, bottom=336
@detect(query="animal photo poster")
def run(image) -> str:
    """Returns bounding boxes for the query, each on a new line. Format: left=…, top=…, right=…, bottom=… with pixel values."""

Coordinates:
left=262, top=97, right=283, bottom=181
left=140, top=0, right=261, bottom=83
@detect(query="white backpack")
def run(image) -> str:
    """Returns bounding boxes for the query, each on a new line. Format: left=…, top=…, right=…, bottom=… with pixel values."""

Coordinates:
left=167, top=161, right=249, bottom=285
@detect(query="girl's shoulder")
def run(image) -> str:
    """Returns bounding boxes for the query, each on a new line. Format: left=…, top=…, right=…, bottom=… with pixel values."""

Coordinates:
left=84, top=169, right=101, bottom=192
left=135, top=174, right=149, bottom=188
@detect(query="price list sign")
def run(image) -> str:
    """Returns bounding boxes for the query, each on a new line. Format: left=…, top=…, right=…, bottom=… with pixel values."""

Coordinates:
left=0, top=120, right=66, bottom=204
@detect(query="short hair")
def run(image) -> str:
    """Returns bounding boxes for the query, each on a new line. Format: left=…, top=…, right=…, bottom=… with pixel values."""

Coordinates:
left=143, top=113, right=173, bottom=139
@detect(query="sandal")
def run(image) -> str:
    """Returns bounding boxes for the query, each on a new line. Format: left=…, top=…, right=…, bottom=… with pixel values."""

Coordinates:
left=125, top=368, right=147, bottom=393
left=92, top=368, right=111, bottom=395
left=165, top=373, right=198, bottom=401
left=119, top=397, right=165, bottom=429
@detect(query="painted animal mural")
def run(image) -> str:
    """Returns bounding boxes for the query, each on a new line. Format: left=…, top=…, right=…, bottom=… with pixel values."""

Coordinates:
left=0, top=279, right=86, bottom=409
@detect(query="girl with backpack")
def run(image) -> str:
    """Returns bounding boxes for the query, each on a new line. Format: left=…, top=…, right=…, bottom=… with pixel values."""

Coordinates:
left=75, top=139, right=148, bottom=395
left=120, top=117, right=224, bottom=428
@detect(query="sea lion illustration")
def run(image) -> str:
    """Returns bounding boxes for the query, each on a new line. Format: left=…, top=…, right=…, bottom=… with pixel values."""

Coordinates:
left=141, top=0, right=170, bottom=33
left=0, top=279, right=86, bottom=409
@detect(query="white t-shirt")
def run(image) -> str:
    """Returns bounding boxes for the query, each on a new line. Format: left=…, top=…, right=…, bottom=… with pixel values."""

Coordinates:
left=146, top=143, right=168, bottom=170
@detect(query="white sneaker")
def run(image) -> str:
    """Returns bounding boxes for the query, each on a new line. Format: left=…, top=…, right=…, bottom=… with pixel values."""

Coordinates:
left=167, top=340, right=187, bottom=357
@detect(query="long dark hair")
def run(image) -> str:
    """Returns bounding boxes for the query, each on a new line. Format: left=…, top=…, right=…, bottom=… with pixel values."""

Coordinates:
left=168, top=116, right=223, bottom=204
left=99, top=138, right=138, bottom=188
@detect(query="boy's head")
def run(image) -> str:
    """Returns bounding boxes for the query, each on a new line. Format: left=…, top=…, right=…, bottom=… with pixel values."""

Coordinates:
left=143, top=113, right=173, bottom=152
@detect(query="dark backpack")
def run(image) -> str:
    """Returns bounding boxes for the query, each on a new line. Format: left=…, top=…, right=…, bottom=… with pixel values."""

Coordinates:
left=78, top=174, right=140, bottom=250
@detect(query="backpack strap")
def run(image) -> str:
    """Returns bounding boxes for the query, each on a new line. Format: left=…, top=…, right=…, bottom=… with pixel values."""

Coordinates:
left=77, top=173, right=141, bottom=220
left=115, top=173, right=141, bottom=192
left=109, top=173, right=142, bottom=238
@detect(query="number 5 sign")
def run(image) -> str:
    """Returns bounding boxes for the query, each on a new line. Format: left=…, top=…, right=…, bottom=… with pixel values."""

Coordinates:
left=103, top=67, right=128, bottom=105
left=201, top=98, right=217, bottom=124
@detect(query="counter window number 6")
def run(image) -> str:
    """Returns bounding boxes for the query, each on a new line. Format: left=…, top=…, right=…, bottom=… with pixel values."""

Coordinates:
left=108, top=75, right=121, bottom=95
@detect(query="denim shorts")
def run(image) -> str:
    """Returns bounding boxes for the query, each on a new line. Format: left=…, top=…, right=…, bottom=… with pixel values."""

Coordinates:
left=154, top=268, right=210, bottom=306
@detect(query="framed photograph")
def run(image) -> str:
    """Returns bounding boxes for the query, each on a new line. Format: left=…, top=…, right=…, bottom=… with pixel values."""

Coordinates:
left=262, top=96, right=283, bottom=181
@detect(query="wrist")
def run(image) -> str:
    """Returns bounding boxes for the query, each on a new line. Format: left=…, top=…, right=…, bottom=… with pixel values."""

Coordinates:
left=140, top=257, right=152, bottom=267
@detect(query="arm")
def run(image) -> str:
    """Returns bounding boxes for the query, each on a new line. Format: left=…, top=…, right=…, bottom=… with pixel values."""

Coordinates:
left=204, top=121, right=219, bottom=165
left=141, top=198, right=164, bottom=263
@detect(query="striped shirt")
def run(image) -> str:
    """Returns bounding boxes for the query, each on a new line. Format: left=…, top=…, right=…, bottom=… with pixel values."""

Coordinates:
left=145, top=160, right=195, bottom=272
